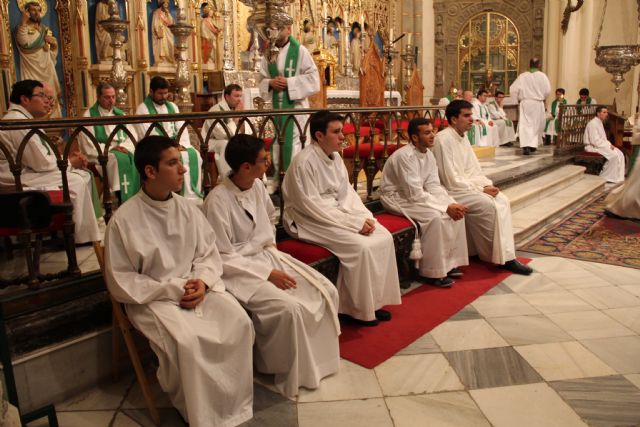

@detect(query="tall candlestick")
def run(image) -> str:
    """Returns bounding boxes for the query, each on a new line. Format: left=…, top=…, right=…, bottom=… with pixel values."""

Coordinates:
left=390, top=28, right=394, bottom=41
left=407, top=32, right=412, bottom=45
left=323, top=1, right=327, bottom=19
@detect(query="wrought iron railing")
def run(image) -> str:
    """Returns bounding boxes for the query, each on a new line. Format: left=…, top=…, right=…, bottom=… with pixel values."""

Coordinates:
left=555, top=103, right=601, bottom=156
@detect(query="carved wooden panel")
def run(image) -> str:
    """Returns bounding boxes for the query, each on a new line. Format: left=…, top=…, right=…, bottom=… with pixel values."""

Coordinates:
left=406, top=67, right=423, bottom=106
left=308, top=67, right=327, bottom=109
left=359, top=44, right=385, bottom=107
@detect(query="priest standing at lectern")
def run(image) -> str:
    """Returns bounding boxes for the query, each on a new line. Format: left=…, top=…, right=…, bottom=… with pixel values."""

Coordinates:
left=259, top=24, right=320, bottom=173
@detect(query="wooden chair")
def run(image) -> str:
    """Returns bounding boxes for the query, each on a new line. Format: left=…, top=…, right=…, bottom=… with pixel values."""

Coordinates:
left=93, top=243, right=161, bottom=425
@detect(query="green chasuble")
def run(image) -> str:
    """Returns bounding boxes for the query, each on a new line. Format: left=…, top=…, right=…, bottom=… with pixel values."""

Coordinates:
left=268, top=36, right=300, bottom=171
left=89, top=103, right=140, bottom=202
left=142, top=97, right=203, bottom=198
left=545, top=99, right=567, bottom=133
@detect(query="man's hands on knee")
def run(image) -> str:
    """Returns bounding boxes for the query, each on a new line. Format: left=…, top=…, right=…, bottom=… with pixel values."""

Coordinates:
left=359, top=218, right=376, bottom=235
left=446, top=203, right=467, bottom=220
left=180, top=279, right=206, bottom=309
left=268, top=269, right=297, bottom=290
left=483, top=185, right=500, bottom=197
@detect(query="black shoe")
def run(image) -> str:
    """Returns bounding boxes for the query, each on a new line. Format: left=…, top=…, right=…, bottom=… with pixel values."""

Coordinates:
left=420, top=276, right=454, bottom=288
left=375, top=309, right=392, bottom=321
left=522, top=147, right=531, bottom=155
left=339, top=313, right=379, bottom=327
left=501, top=259, right=533, bottom=275
left=530, top=147, right=537, bottom=152
left=447, top=267, right=464, bottom=278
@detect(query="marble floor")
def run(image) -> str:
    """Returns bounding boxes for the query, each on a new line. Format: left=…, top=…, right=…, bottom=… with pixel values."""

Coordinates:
left=25, top=252, right=640, bottom=427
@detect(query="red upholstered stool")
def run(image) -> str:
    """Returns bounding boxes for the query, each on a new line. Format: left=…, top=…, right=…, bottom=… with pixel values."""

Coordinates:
left=375, top=212, right=413, bottom=233
left=277, top=239, right=333, bottom=264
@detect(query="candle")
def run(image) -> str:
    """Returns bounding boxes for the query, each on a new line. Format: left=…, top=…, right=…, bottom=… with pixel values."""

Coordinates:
left=390, top=28, right=394, bottom=41
left=323, top=1, right=327, bottom=20
left=407, top=32, right=412, bottom=46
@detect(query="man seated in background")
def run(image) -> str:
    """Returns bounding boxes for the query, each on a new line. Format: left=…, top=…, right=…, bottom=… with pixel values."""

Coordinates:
left=486, top=91, right=516, bottom=146
left=583, top=106, right=625, bottom=183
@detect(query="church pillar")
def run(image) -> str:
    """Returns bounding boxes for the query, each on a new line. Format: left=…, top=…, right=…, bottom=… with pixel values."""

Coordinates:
left=421, top=0, right=434, bottom=102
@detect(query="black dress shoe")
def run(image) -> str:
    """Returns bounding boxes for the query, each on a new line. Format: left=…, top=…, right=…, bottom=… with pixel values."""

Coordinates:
left=447, top=267, right=464, bottom=278
left=339, top=313, right=379, bottom=327
left=501, top=259, right=533, bottom=275
left=530, top=147, right=537, bottom=152
left=419, top=276, right=454, bottom=288
left=522, top=147, right=531, bottom=155
left=375, top=309, right=392, bottom=321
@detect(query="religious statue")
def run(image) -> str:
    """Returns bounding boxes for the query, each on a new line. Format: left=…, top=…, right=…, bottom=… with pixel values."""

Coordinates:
left=151, top=0, right=175, bottom=65
left=200, top=2, right=222, bottom=68
left=95, top=0, right=113, bottom=62
left=302, top=19, right=316, bottom=52
left=325, top=19, right=338, bottom=59
left=15, top=1, right=61, bottom=116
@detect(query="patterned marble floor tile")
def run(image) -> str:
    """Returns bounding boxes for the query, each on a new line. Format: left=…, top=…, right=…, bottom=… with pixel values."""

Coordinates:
left=514, top=341, right=616, bottom=381
left=396, top=332, right=441, bottom=355
left=27, top=411, right=136, bottom=427
left=56, top=375, right=134, bottom=411
left=444, top=347, right=542, bottom=390
left=240, top=384, right=298, bottom=427
left=547, top=310, right=635, bottom=340
left=470, top=383, right=588, bottom=427
left=297, top=398, right=393, bottom=427
left=580, top=336, right=640, bottom=374
left=571, top=286, right=640, bottom=309
left=471, top=293, right=540, bottom=318
left=501, top=272, right=566, bottom=294
left=297, top=359, right=383, bottom=403
left=519, top=290, right=595, bottom=314
left=121, top=377, right=174, bottom=409
left=544, top=270, right=613, bottom=290
left=604, top=307, right=640, bottom=334
left=448, top=304, right=483, bottom=321
left=483, top=282, right=513, bottom=295
left=386, top=392, right=491, bottom=427
left=374, top=354, right=464, bottom=396
left=430, top=319, right=509, bottom=352
left=549, top=375, right=640, bottom=427
left=122, top=408, right=186, bottom=427
left=582, top=263, right=640, bottom=286
left=527, top=257, right=586, bottom=273
left=620, top=285, right=640, bottom=297
left=487, top=315, right=572, bottom=345
left=625, top=374, right=640, bottom=389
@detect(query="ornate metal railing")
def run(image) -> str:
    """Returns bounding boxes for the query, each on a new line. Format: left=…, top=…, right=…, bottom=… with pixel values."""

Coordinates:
left=555, top=103, right=601, bottom=156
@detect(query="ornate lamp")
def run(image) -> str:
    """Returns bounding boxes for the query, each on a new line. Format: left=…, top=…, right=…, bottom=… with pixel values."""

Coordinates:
left=169, top=4, right=194, bottom=110
left=239, top=0, right=296, bottom=64
left=99, top=0, right=130, bottom=110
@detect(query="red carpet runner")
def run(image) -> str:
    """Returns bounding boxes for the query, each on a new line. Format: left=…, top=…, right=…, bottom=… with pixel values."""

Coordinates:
left=339, top=257, right=531, bottom=369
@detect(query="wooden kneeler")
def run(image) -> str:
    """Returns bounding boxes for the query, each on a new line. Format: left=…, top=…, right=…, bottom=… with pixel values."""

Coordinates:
left=93, top=242, right=161, bottom=426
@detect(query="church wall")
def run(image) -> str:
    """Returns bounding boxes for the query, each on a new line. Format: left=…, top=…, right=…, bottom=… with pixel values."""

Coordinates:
left=421, top=0, right=435, bottom=102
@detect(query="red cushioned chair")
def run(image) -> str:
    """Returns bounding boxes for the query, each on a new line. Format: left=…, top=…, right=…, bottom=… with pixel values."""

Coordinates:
left=277, top=239, right=333, bottom=265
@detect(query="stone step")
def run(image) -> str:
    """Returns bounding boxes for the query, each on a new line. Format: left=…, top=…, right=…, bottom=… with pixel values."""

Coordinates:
left=502, top=165, right=588, bottom=213
left=511, top=173, right=606, bottom=245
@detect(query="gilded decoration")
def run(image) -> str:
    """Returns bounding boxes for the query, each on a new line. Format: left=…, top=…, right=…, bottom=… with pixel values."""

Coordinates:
left=17, top=0, right=48, bottom=16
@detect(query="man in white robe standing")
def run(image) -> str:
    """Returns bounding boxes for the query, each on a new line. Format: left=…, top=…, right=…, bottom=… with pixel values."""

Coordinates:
left=259, top=24, right=320, bottom=173
left=105, top=135, right=254, bottom=427
left=471, top=89, right=500, bottom=147
left=0, top=80, right=101, bottom=244
left=204, top=134, right=340, bottom=397
left=80, top=82, right=139, bottom=202
left=135, top=76, right=203, bottom=202
left=487, top=90, right=516, bottom=146
left=509, top=57, right=551, bottom=155
left=380, top=118, right=469, bottom=288
left=282, top=111, right=401, bottom=326
left=433, top=100, right=533, bottom=275
left=201, top=84, right=244, bottom=184
left=583, top=106, right=625, bottom=183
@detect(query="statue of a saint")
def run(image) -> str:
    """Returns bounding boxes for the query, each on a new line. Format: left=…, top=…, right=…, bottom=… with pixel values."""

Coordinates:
left=15, top=1, right=61, bottom=115
left=200, top=3, right=222, bottom=68
left=95, top=0, right=112, bottom=62
left=151, top=0, right=175, bottom=65
left=302, top=19, right=316, bottom=52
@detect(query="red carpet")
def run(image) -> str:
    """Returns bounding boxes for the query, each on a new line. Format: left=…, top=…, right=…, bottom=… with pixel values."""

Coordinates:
left=339, top=257, right=531, bottom=369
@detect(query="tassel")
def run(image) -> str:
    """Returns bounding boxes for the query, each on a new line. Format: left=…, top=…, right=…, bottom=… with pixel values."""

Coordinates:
left=409, top=237, right=422, bottom=269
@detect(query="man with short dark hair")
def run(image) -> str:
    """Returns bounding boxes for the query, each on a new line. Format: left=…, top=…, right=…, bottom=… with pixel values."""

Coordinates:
left=381, top=118, right=469, bottom=288
left=80, top=82, right=139, bottom=202
left=282, top=110, right=401, bottom=326
left=203, top=134, right=340, bottom=397
left=135, top=76, right=203, bottom=201
left=201, top=84, right=245, bottom=182
left=105, top=135, right=254, bottom=427
left=433, top=100, right=533, bottom=275
left=583, top=106, right=625, bottom=183
left=509, top=57, right=551, bottom=155
left=0, top=80, right=101, bottom=244
left=487, top=90, right=516, bottom=145
left=577, top=87, right=597, bottom=105
left=471, top=89, right=499, bottom=146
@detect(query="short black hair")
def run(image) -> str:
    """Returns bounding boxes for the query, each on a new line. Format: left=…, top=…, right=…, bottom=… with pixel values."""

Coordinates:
left=223, top=84, right=242, bottom=96
left=24, top=1, right=39, bottom=11
left=225, top=134, right=265, bottom=172
left=445, top=100, right=473, bottom=123
left=351, top=22, right=361, bottom=32
left=530, top=57, right=541, bottom=68
left=579, top=88, right=589, bottom=96
left=134, top=135, right=179, bottom=181
left=407, top=118, right=431, bottom=139
left=477, top=89, right=488, bottom=97
left=595, top=106, right=608, bottom=114
left=334, top=17, right=343, bottom=25
left=96, top=82, right=115, bottom=98
left=9, top=80, right=43, bottom=104
left=310, top=110, right=344, bottom=142
left=556, top=88, right=565, bottom=95
left=495, top=90, right=505, bottom=97
left=150, top=76, right=170, bottom=92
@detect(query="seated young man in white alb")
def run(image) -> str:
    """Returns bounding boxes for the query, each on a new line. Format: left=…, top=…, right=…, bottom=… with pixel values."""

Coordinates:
left=203, top=134, right=340, bottom=397
left=471, top=89, right=500, bottom=147
left=433, top=100, right=533, bottom=276
left=282, top=111, right=401, bottom=327
left=486, top=91, right=516, bottom=146
left=0, top=80, right=101, bottom=244
left=105, top=135, right=254, bottom=427
left=583, top=106, right=625, bottom=183
left=135, top=76, right=203, bottom=202
left=380, top=118, right=469, bottom=288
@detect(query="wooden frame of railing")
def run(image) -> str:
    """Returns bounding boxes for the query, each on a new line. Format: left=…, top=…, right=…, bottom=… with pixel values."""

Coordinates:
left=555, top=103, right=602, bottom=157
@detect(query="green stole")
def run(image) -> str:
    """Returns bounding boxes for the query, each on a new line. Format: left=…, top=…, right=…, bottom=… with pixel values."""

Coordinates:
left=10, top=108, right=51, bottom=154
left=577, top=97, right=592, bottom=105
left=89, top=103, right=140, bottom=202
left=475, top=103, right=487, bottom=136
left=467, top=126, right=476, bottom=145
left=20, top=26, right=47, bottom=51
left=489, top=100, right=512, bottom=127
left=268, top=36, right=300, bottom=171
left=545, top=99, right=567, bottom=132
left=142, top=97, right=202, bottom=198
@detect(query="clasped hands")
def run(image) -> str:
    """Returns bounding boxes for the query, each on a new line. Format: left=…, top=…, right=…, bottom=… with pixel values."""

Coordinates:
left=180, top=278, right=207, bottom=309
left=269, top=76, right=288, bottom=92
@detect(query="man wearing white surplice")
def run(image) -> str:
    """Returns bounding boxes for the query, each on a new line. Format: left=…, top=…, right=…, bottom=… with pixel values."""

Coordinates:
left=259, top=24, right=320, bottom=173
left=509, top=57, right=551, bottom=155
left=282, top=111, right=401, bottom=327
left=583, top=106, right=625, bottom=183
left=105, top=135, right=254, bottom=427
left=0, top=80, right=101, bottom=244
left=204, top=134, right=340, bottom=397
left=433, top=100, right=533, bottom=276
left=380, top=118, right=469, bottom=289
left=471, top=89, right=500, bottom=147
left=135, top=76, right=203, bottom=202
left=487, top=91, right=516, bottom=145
